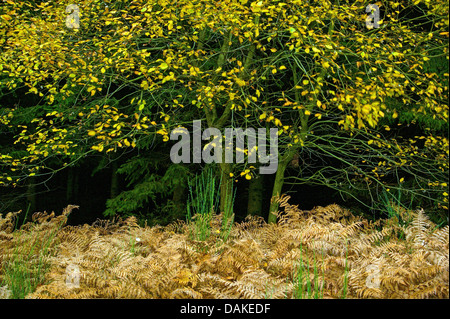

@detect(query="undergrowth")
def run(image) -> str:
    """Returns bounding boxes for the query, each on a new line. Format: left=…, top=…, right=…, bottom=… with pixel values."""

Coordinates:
left=0, top=196, right=448, bottom=299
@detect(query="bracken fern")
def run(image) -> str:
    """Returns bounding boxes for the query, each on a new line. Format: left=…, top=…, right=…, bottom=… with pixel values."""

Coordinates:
left=0, top=196, right=447, bottom=299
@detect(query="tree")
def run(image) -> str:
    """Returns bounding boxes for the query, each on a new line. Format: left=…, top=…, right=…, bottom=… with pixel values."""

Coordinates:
left=1, top=0, right=448, bottom=223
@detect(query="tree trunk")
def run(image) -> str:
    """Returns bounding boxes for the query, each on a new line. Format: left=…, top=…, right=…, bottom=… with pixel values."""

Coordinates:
left=66, top=167, right=79, bottom=204
left=66, top=167, right=74, bottom=203
left=73, top=169, right=79, bottom=203
left=247, top=174, right=264, bottom=217
left=219, top=162, right=233, bottom=214
left=26, top=176, right=36, bottom=214
left=110, top=159, right=119, bottom=199
left=268, top=149, right=297, bottom=223
left=172, top=182, right=186, bottom=217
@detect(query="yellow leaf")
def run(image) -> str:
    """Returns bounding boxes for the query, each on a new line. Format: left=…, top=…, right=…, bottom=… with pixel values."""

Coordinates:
left=362, top=105, right=371, bottom=114
left=141, top=80, right=149, bottom=90
left=235, top=78, right=246, bottom=86
left=274, top=118, right=282, bottom=126
left=137, top=100, right=145, bottom=109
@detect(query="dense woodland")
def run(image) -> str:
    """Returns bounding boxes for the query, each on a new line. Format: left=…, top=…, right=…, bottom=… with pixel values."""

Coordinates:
left=0, top=0, right=448, bottom=299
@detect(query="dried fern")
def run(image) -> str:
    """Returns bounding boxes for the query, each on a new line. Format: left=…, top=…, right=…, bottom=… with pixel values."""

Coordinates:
left=1, top=199, right=447, bottom=299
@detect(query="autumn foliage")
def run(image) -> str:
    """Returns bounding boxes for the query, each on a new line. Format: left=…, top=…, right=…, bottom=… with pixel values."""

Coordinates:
left=0, top=2, right=448, bottom=300
left=0, top=0, right=448, bottom=224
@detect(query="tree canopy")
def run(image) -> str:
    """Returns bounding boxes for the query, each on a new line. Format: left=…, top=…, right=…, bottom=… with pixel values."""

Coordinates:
left=0, top=0, right=448, bottom=224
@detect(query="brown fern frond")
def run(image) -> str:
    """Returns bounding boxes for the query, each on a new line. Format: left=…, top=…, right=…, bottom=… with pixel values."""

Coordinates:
left=0, top=211, right=20, bottom=233
left=1, top=196, right=447, bottom=299
left=170, top=288, right=203, bottom=299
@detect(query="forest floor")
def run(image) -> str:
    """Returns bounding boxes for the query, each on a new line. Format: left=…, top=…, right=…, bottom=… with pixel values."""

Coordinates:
left=0, top=195, right=448, bottom=299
